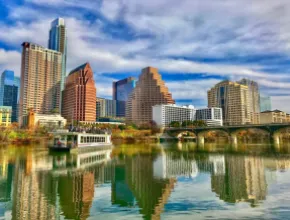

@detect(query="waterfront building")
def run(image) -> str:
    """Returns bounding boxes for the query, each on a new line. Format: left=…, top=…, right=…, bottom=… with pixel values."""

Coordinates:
left=48, top=18, right=67, bottom=92
left=208, top=80, right=251, bottom=125
left=238, top=79, right=260, bottom=124
left=23, top=110, right=67, bottom=129
left=260, top=96, right=272, bottom=112
left=19, top=42, right=62, bottom=126
left=0, top=106, right=12, bottom=127
left=126, top=67, right=175, bottom=125
left=260, top=110, right=290, bottom=124
left=113, top=77, right=136, bottom=117
left=195, top=107, right=223, bottom=126
left=96, top=97, right=116, bottom=119
left=0, top=70, right=20, bottom=122
left=152, top=104, right=223, bottom=127
left=62, top=63, right=96, bottom=122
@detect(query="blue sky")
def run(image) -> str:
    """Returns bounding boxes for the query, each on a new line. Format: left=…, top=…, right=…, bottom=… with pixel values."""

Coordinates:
left=0, top=0, right=290, bottom=111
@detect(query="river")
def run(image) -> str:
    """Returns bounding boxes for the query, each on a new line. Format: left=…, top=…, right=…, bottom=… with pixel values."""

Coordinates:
left=0, top=142, right=290, bottom=219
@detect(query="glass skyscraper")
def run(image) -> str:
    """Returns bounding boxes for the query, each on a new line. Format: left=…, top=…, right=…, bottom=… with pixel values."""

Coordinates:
left=260, top=96, right=272, bottom=112
left=0, top=70, right=20, bottom=122
left=113, top=77, right=136, bottom=117
left=48, top=18, right=67, bottom=91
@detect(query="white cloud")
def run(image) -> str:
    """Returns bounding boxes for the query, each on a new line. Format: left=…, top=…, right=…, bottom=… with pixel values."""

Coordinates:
left=1, top=0, right=290, bottom=111
left=271, top=96, right=290, bottom=112
left=0, top=49, right=21, bottom=76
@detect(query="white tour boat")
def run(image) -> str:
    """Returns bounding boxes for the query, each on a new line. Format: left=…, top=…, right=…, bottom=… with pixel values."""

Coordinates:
left=49, top=129, right=112, bottom=152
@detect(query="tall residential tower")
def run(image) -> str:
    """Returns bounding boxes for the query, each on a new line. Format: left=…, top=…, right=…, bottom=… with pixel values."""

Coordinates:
left=208, top=80, right=251, bottom=125
left=19, top=42, right=62, bottom=126
left=238, top=79, right=260, bottom=124
left=126, top=67, right=175, bottom=125
left=48, top=18, right=67, bottom=91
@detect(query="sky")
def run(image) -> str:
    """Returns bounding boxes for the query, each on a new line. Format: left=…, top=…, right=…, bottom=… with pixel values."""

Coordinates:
left=0, top=0, right=290, bottom=111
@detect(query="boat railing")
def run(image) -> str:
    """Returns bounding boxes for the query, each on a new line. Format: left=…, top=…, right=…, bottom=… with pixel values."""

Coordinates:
left=68, top=127, right=112, bottom=135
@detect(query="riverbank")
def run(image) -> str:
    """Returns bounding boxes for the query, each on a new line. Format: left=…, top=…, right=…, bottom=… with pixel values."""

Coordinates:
left=0, top=127, right=51, bottom=145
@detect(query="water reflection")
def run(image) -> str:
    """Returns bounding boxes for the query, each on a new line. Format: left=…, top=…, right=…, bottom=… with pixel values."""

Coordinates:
left=1, top=143, right=290, bottom=219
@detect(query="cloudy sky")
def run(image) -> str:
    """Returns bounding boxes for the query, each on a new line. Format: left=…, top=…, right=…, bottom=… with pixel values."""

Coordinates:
left=0, top=0, right=290, bottom=111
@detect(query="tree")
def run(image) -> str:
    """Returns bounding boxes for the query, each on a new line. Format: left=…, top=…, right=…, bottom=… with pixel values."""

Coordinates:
left=50, top=108, right=59, bottom=114
left=170, top=121, right=181, bottom=128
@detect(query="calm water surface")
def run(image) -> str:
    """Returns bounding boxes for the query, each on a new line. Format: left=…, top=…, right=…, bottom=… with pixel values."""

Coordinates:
left=1, top=142, right=290, bottom=220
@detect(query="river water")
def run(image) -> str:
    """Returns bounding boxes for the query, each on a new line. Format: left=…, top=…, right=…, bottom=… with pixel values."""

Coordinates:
left=1, top=142, right=290, bottom=220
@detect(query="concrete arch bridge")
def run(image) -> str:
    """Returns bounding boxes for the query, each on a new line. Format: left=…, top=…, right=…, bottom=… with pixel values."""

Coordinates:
left=166, top=123, right=290, bottom=146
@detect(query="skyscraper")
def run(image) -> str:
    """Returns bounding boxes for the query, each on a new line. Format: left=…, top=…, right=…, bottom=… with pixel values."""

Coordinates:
left=238, top=79, right=260, bottom=124
left=48, top=18, right=67, bottom=92
left=62, top=63, right=96, bottom=122
left=19, top=42, right=62, bottom=126
left=208, top=80, right=251, bottom=125
left=113, top=77, right=136, bottom=117
left=0, top=70, right=20, bottom=122
left=126, top=67, right=175, bottom=124
left=260, top=96, right=271, bottom=112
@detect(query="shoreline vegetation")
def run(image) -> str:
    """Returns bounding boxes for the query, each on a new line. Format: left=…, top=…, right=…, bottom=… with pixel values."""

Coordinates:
left=2, top=121, right=290, bottom=145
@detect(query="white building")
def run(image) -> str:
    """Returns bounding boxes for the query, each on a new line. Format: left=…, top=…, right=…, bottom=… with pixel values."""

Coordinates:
left=195, top=107, right=223, bottom=127
left=152, top=104, right=223, bottom=127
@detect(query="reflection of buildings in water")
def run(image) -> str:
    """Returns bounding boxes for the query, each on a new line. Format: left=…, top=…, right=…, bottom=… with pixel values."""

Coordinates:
left=125, top=155, right=175, bottom=220
left=10, top=148, right=114, bottom=220
left=153, top=152, right=198, bottom=179
left=111, top=165, right=135, bottom=207
left=58, top=172, right=95, bottom=220
left=211, top=155, right=267, bottom=206
left=12, top=159, right=57, bottom=220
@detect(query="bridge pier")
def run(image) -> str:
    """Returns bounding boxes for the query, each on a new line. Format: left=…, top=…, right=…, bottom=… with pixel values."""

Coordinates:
left=230, top=133, right=238, bottom=146
left=197, top=134, right=205, bottom=148
left=271, top=133, right=280, bottom=147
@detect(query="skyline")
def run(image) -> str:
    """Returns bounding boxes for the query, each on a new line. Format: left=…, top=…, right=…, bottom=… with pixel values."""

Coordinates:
left=0, top=1, right=289, bottom=111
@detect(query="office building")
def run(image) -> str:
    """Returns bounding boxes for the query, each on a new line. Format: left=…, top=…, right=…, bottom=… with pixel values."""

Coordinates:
left=113, top=77, right=136, bottom=117
left=238, top=79, right=260, bottom=124
left=62, top=63, right=96, bottom=122
left=96, top=97, right=116, bottom=119
left=0, top=106, right=12, bottom=127
left=48, top=18, right=67, bottom=91
left=208, top=80, right=251, bottom=125
left=19, top=42, right=62, bottom=126
left=260, top=110, right=290, bottom=124
left=260, top=96, right=271, bottom=112
left=0, top=70, right=20, bottom=122
left=152, top=104, right=223, bottom=127
left=126, top=67, right=175, bottom=124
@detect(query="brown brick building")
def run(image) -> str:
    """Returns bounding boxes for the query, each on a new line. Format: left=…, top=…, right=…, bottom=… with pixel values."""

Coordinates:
left=62, top=63, right=96, bottom=122
left=126, top=67, right=175, bottom=125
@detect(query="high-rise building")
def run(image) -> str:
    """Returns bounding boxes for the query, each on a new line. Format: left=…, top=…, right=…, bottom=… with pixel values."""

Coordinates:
left=62, top=63, right=96, bottom=122
left=96, top=97, right=116, bottom=119
left=208, top=80, right=251, bottom=125
left=126, top=67, right=175, bottom=125
left=0, top=70, right=20, bottom=122
left=260, top=96, right=271, bottom=112
left=19, top=42, right=62, bottom=126
left=113, top=77, right=136, bottom=117
left=238, top=79, right=260, bottom=124
left=48, top=18, right=67, bottom=92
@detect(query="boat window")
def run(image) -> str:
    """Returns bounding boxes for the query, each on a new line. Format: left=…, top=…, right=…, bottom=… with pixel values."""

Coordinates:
left=81, top=137, right=84, bottom=143
left=86, top=137, right=89, bottom=143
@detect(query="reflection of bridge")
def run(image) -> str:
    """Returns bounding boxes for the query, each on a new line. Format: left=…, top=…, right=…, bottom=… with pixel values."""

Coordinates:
left=166, top=123, right=290, bottom=146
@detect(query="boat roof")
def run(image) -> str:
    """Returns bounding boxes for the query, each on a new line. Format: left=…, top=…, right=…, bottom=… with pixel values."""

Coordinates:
left=50, top=132, right=110, bottom=136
